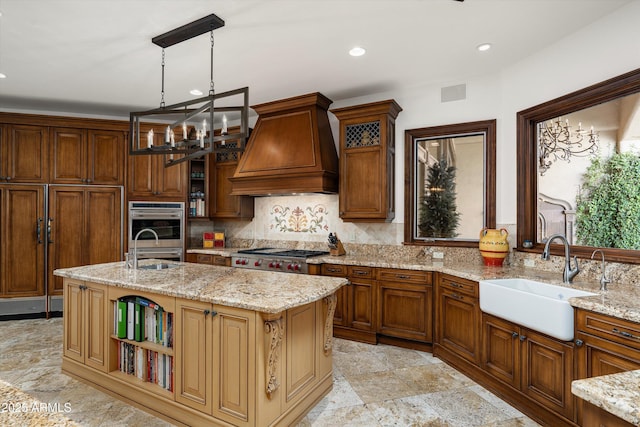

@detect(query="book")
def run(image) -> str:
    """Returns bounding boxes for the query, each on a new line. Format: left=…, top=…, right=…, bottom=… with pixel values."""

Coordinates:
left=116, top=300, right=127, bottom=339
left=134, top=303, right=143, bottom=342
left=135, top=296, right=161, bottom=311
left=127, top=301, right=134, bottom=340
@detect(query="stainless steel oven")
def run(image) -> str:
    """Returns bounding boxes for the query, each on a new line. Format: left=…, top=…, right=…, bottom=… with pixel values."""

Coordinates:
left=128, top=201, right=185, bottom=260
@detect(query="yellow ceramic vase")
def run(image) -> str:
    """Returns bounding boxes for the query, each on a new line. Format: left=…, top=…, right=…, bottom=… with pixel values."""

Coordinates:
left=479, top=228, right=509, bottom=266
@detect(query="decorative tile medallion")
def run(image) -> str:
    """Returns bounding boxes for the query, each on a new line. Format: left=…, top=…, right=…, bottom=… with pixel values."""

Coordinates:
left=270, top=204, right=329, bottom=233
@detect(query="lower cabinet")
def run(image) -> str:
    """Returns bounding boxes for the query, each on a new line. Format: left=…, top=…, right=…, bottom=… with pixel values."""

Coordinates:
left=175, top=298, right=255, bottom=425
left=575, top=309, right=640, bottom=425
left=63, top=279, right=108, bottom=372
left=482, top=313, right=575, bottom=420
left=435, top=274, right=481, bottom=365
left=377, top=268, right=432, bottom=343
left=185, top=252, right=231, bottom=267
left=320, top=264, right=348, bottom=328
left=582, top=401, right=635, bottom=427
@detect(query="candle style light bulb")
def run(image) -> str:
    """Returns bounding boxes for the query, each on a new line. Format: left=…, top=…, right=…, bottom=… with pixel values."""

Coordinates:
left=222, top=114, right=228, bottom=135
left=170, top=130, right=175, bottom=147
left=182, top=122, right=187, bottom=140
left=165, top=126, right=170, bottom=144
left=147, top=129, right=154, bottom=148
left=199, top=129, right=204, bottom=148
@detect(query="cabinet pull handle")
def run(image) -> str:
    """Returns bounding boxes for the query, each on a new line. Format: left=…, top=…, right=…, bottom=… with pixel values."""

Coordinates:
left=519, top=335, right=527, bottom=341
left=612, top=328, right=639, bottom=340
left=353, top=270, right=368, bottom=276
left=327, top=268, right=342, bottom=273
left=575, top=339, right=584, bottom=347
left=449, top=292, right=463, bottom=300
left=36, top=217, right=43, bottom=244
left=211, top=310, right=218, bottom=317
left=397, top=275, right=411, bottom=279
left=450, top=282, right=463, bottom=288
left=204, top=309, right=210, bottom=316
left=512, top=332, right=519, bottom=339
left=47, top=218, right=53, bottom=243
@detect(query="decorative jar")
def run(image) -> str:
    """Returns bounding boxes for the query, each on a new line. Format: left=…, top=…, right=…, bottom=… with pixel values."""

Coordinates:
left=479, top=228, right=510, bottom=266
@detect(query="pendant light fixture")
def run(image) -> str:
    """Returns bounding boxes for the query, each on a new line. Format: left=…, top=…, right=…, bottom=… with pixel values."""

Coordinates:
left=129, top=14, right=249, bottom=167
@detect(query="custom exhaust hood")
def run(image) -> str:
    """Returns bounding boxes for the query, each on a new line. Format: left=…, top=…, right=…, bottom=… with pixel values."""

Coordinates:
left=229, top=92, right=339, bottom=196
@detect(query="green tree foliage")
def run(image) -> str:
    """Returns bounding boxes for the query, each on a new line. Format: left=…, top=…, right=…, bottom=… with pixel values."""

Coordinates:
left=419, top=159, right=460, bottom=238
left=576, top=152, right=640, bottom=249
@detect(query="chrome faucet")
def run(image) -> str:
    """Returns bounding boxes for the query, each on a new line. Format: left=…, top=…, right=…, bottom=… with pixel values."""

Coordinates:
left=541, top=234, right=580, bottom=283
left=590, top=249, right=610, bottom=291
left=131, top=228, right=159, bottom=269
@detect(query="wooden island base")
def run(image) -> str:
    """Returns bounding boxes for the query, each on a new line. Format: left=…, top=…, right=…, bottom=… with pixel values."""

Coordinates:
left=62, top=278, right=338, bottom=427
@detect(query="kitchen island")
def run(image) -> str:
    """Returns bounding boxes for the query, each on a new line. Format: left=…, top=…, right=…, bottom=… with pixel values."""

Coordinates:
left=54, top=260, right=347, bottom=427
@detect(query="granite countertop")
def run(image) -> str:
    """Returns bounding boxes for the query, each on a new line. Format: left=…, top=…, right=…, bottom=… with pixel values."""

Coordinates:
left=53, top=260, right=347, bottom=314
left=572, top=370, right=640, bottom=425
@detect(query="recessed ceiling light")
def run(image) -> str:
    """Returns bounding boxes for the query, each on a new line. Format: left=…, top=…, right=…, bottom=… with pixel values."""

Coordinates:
left=349, top=46, right=366, bottom=57
left=477, top=43, right=492, bottom=52
left=190, top=89, right=203, bottom=96
left=0, top=73, right=6, bottom=79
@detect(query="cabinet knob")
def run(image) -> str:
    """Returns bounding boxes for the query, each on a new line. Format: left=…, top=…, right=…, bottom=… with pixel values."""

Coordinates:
left=575, top=339, right=584, bottom=347
left=5, top=176, right=11, bottom=181
left=204, top=309, right=210, bottom=315
left=86, top=178, right=92, bottom=183
left=512, top=332, right=519, bottom=339
left=519, top=335, right=527, bottom=342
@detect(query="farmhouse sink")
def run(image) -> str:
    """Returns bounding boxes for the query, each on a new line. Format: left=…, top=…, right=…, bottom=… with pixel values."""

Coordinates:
left=138, top=263, right=178, bottom=270
left=479, top=278, right=596, bottom=341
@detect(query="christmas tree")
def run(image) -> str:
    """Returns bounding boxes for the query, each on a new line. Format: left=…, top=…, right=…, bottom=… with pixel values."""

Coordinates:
left=419, top=158, right=460, bottom=238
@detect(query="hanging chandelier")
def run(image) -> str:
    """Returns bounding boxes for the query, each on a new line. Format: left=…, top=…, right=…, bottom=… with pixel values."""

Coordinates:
left=129, top=14, right=249, bottom=167
left=538, top=116, right=599, bottom=175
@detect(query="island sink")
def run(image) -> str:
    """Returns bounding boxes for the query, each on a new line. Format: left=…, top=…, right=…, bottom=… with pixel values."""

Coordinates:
left=138, top=263, right=177, bottom=270
left=479, top=278, right=596, bottom=341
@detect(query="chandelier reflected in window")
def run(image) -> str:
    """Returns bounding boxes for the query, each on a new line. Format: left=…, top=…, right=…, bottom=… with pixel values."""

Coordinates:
left=538, top=117, right=599, bottom=175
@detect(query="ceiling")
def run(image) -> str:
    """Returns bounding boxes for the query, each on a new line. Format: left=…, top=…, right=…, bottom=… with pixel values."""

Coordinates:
left=0, top=0, right=632, bottom=118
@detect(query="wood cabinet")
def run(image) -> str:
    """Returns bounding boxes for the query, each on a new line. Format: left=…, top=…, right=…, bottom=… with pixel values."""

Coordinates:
left=127, top=149, right=187, bottom=200
left=50, top=127, right=125, bottom=185
left=482, top=313, right=575, bottom=420
left=435, top=274, right=481, bottom=365
left=575, top=309, right=640, bottom=425
left=1, top=124, right=49, bottom=183
left=188, top=156, right=207, bottom=218
left=346, top=265, right=376, bottom=332
left=63, top=279, right=108, bottom=372
left=185, top=252, right=231, bottom=267
left=377, top=268, right=432, bottom=343
left=209, top=148, right=254, bottom=220
left=331, top=100, right=402, bottom=222
left=582, top=401, right=634, bottom=427
left=0, top=184, right=46, bottom=297
left=320, top=264, right=348, bottom=328
left=47, top=186, right=122, bottom=295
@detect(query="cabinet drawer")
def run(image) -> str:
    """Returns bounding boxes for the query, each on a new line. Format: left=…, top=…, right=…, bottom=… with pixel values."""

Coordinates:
left=212, top=255, right=230, bottom=266
left=348, top=266, right=374, bottom=279
left=577, top=309, right=640, bottom=350
left=377, top=268, right=431, bottom=285
left=195, top=254, right=213, bottom=264
left=440, top=276, right=478, bottom=298
left=322, top=264, right=348, bottom=277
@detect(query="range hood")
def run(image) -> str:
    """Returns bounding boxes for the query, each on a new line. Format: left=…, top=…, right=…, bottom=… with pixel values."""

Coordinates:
left=229, top=92, right=339, bottom=196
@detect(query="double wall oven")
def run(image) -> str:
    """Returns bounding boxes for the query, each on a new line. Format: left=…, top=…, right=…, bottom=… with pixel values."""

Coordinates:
left=128, top=201, right=185, bottom=261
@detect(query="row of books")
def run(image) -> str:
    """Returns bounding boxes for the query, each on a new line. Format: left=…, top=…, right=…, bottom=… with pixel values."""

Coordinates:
left=189, top=198, right=206, bottom=217
left=118, top=342, right=173, bottom=392
left=114, top=297, right=173, bottom=347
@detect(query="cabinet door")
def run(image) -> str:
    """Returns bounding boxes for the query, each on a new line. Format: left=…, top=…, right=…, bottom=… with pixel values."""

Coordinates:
left=347, top=278, right=375, bottom=331
left=48, top=187, right=85, bottom=295
left=576, top=332, right=640, bottom=379
left=84, top=282, right=108, bottom=372
left=50, top=127, right=86, bottom=184
left=378, top=280, right=432, bottom=342
left=157, top=158, right=187, bottom=199
left=175, top=299, right=213, bottom=414
left=212, top=305, right=254, bottom=425
left=5, top=125, right=49, bottom=183
left=332, top=285, right=348, bottom=327
left=340, top=146, right=384, bottom=220
left=521, top=328, right=574, bottom=420
left=210, top=161, right=253, bottom=220
left=63, top=278, right=85, bottom=363
left=87, top=130, right=125, bottom=185
left=84, top=187, right=122, bottom=266
left=1, top=185, right=45, bottom=297
left=437, top=288, right=480, bottom=365
left=127, top=154, right=155, bottom=198
left=482, top=313, right=520, bottom=388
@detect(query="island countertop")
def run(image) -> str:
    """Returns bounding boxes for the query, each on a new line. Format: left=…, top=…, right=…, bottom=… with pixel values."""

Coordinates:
left=54, top=260, right=347, bottom=314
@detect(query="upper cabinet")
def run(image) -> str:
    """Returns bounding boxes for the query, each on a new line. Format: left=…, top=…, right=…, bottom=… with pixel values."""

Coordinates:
left=50, top=128, right=125, bottom=185
left=331, top=100, right=402, bottom=222
left=1, top=124, right=49, bottom=183
left=209, top=148, right=254, bottom=220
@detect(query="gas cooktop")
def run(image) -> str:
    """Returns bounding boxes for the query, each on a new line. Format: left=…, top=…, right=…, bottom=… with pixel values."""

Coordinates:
left=232, top=247, right=329, bottom=274
left=236, top=247, right=329, bottom=258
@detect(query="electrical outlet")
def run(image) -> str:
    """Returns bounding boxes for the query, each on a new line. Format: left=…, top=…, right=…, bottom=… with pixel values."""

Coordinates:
left=433, top=251, right=444, bottom=259
left=524, top=258, right=535, bottom=267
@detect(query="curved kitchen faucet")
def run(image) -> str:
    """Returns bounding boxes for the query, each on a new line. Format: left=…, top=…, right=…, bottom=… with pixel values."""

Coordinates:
left=591, top=249, right=610, bottom=291
left=131, top=228, right=159, bottom=269
left=541, top=234, right=580, bottom=283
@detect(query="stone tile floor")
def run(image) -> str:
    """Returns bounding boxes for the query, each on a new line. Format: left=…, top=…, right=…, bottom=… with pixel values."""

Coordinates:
left=0, top=318, right=540, bottom=426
